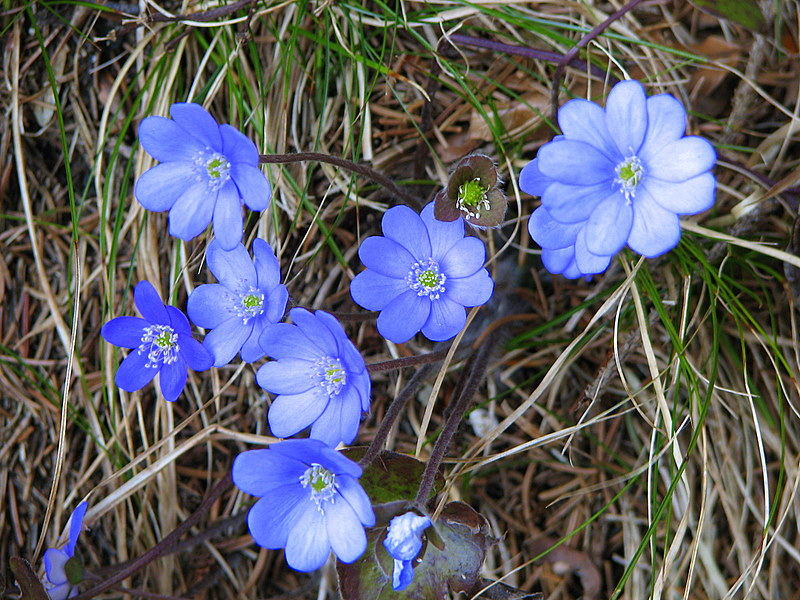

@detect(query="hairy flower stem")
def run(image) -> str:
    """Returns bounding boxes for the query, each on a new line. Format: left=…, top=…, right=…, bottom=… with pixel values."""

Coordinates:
left=414, top=339, right=493, bottom=506
left=359, top=364, right=435, bottom=468
left=550, top=0, right=646, bottom=118
left=367, top=348, right=452, bottom=373
left=259, top=152, right=423, bottom=209
left=71, top=474, right=233, bottom=600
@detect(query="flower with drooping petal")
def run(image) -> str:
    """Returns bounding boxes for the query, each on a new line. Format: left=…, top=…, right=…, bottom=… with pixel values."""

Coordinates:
left=134, top=102, right=271, bottom=250
left=383, top=512, right=432, bottom=591
left=102, top=281, right=213, bottom=402
left=434, top=154, right=507, bottom=228
left=257, top=308, right=370, bottom=447
left=350, top=203, right=494, bottom=343
left=520, top=80, right=716, bottom=278
left=42, top=502, right=88, bottom=600
left=187, top=239, right=288, bottom=366
left=232, top=438, right=375, bottom=572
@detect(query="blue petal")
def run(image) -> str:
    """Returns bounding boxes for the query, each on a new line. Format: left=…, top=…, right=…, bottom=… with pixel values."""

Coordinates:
left=359, top=237, right=416, bottom=278
left=220, top=123, right=259, bottom=166
left=542, top=181, right=612, bottom=223
left=317, top=445, right=363, bottom=478
left=246, top=486, right=309, bottom=549
left=420, top=202, right=464, bottom=259
left=393, top=559, right=414, bottom=591
left=541, top=246, right=575, bottom=274
left=267, top=388, right=328, bottom=438
left=240, top=322, right=267, bottom=363
left=138, top=116, right=205, bottom=162
left=382, top=205, right=431, bottom=261
left=206, top=239, right=257, bottom=291
left=134, top=281, right=169, bottom=325
left=290, top=308, right=338, bottom=356
left=537, top=139, right=615, bottom=185
left=168, top=182, right=215, bottom=241
left=169, top=103, right=222, bottom=151
left=638, top=94, right=686, bottom=158
left=377, top=290, right=431, bottom=344
left=642, top=172, right=715, bottom=215
left=252, top=238, right=280, bottom=289
left=558, top=98, right=618, bottom=159
left=627, top=189, right=681, bottom=257
left=159, top=359, right=188, bottom=402
left=204, top=317, right=251, bottom=367
left=232, top=163, right=271, bottom=211
left=212, top=181, right=244, bottom=251
left=574, top=228, right=613, bottom=275
left=324, top=495, right=367, bottom=563
left=585, top=192, right=632, bottom=255
left=187, top=284, right=236, bottom=330
left=604, top=80, right=648, bottom=155
left=166, top=305, right=192, bottom=335
left=44, top=582, right=73, bottom=600
left=269, top=438, right=329, bottom=465
left=310, top=386, right=362, bottom=446
left=65, top=502, right=88, bottom=556
left=445, top=270, right=493, bottom=307
left=352, top=370, right=372, bottom=412
left=350, top=270, right=407, bottom=311
left=285, top=505, right=329, bottom=572
left=115, top=350, right=158, bottom=392
left=518, top=158, right=553, bottom=197
left=101, top=317, right=148, bottom=349
left=643, top=136, right=716, bottom=182
left=265, top=285, right=288, bottom=323
left=336, top=477, right=375, bottom=526
left=528, top=206, right=581, bottom=250
left=177, top=334, right=213, bottom=371
left=421, top=297, right=466, bottom=341
left=134, top=162, right=195, bottom=212
left=260, top=323, right=324, bottom=360
left=44, top=549, right=69, bottom=585
left=233, top=449, right=306, bottom=496
left=257, top=358, right=316, bottom=394
left=438, top=236, right=485, bottom=278
left=562, top=260, right=584, bottom=279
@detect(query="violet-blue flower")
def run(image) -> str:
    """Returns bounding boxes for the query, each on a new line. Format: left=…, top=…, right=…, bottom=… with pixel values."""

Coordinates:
left=257, top=308, right=370, bottom=447
left=42, top=501, right=88, bottom=600
left=383, top=512, right=431, bottom=591
left=134, top=102, right=271, bottom=250
left=187, top=239, right=288, bottom=366
left=102, top=281, right=213, bottom=402
left=232, top=438, right=375, bottom=572
left=350, top=203, right=494, bottom=343
left=520, top=80, right=716, bottom=278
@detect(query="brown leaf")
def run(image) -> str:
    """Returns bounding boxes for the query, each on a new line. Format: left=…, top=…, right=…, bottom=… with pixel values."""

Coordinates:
left=687, top=35, right=741, bottom=97
left=9, top=557, right=50, bottom=600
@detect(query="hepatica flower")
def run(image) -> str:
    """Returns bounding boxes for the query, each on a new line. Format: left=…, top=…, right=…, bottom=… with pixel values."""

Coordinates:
left=434, top=154, right=507, bottom=228
left=257, top=308, right=370, bottom=447
left=351, top=203, right=494, bottom=343
left=232, top=439, right=375, bottom=572
left=383, top=512, right=432, bottom=591
left=102, top=281, right=213, bottom=402
left=135, top=102, right=271, bottom=250
left=42, top=502, right=87, bottom=600
left=187, top=239, right=288, bottom=366
left=520, top=80, right=716, bottom=278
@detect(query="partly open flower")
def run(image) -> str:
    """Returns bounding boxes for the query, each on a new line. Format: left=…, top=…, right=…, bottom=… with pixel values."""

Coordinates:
left=232, top=439, right=375, bottom=572
left=351, top=203, right=494, bottom=343
left=102, top=281, right=213, bottom=402
left=383, top=512, right=432, bottom=591
left=187, top=239, right=288, bottom=366
left=434, top=154, right=507, bottom=228
left=42, top=502, right=88, bottom=600
left=520, top=80, right=716, bottom=278
left=257, top=308, right=371, bottom=447
left=135, top=102, right=271, bottom=250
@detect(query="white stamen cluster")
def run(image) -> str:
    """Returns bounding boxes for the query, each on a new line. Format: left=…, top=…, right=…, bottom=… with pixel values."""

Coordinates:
left=315, top=357, right=347, bottom=396
left=300, top=463, right=337, bottom=512
left=236, top=287, right=265, bottom=323
left=406, top=258, right=446, bottom=300
left=614, top=155, right=644, bottom=202
left=193, top=149, right=231, bottom=191
left=138, top=325, right=179, bottom=368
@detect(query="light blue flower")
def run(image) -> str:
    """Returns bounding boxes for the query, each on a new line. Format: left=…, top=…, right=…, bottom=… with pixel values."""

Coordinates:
left=383, top=512, right=431, bottom=591
left=520, top=80, right=716, bottom=278
left=257, top=308, right=371, bottom=447
left=232, top=439, right=375, bottom=572
left=135, top=102, right=271, bottom=250
left=187, top=239, right=288, bottom=366
left=42, top=502, right=88, bottom=600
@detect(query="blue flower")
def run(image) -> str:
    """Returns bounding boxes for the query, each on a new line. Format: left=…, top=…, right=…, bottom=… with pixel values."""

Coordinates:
left=257, top=308, right=370, bottom=447
left=383, top=512, right=431, bottom=591
left=187, top=239, right=288, bottom=366
left=350, top=203, right=494, bottom=343
left=134, top=102, right=271, bottom=250
left=42, top=502, right=88, bottom=600
left=520, top=80, right=716, bottom=278
left=232, top=438, right=376, bottom=572
left=102, top=281, right=213, bottom=402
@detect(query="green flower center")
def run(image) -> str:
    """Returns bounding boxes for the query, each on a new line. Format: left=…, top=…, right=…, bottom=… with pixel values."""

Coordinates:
left=614, top=156, right=644, bottom=201
left=300, top=463, right=337, bottom=510
left=316, top=357, right=347, bottom=395
left=206, top=157, right=228, bottom=178
left=242, top=294, right=261, bottom=308
left=407, top=258, right=446, bottom=299
left=417, top=270, right=439, bottom=288
left=194, top=150, right=231, bottom=191
left=138, top=325, right=179, bottom=367
left=458, top=178, right=487, bottom=208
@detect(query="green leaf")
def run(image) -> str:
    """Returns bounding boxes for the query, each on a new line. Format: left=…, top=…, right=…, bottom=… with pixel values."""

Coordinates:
left=343, top=449, right=443, bottom=506
left=9, top=557, right=50, bottom=600
left=689, top=0, right=765, bottom=32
